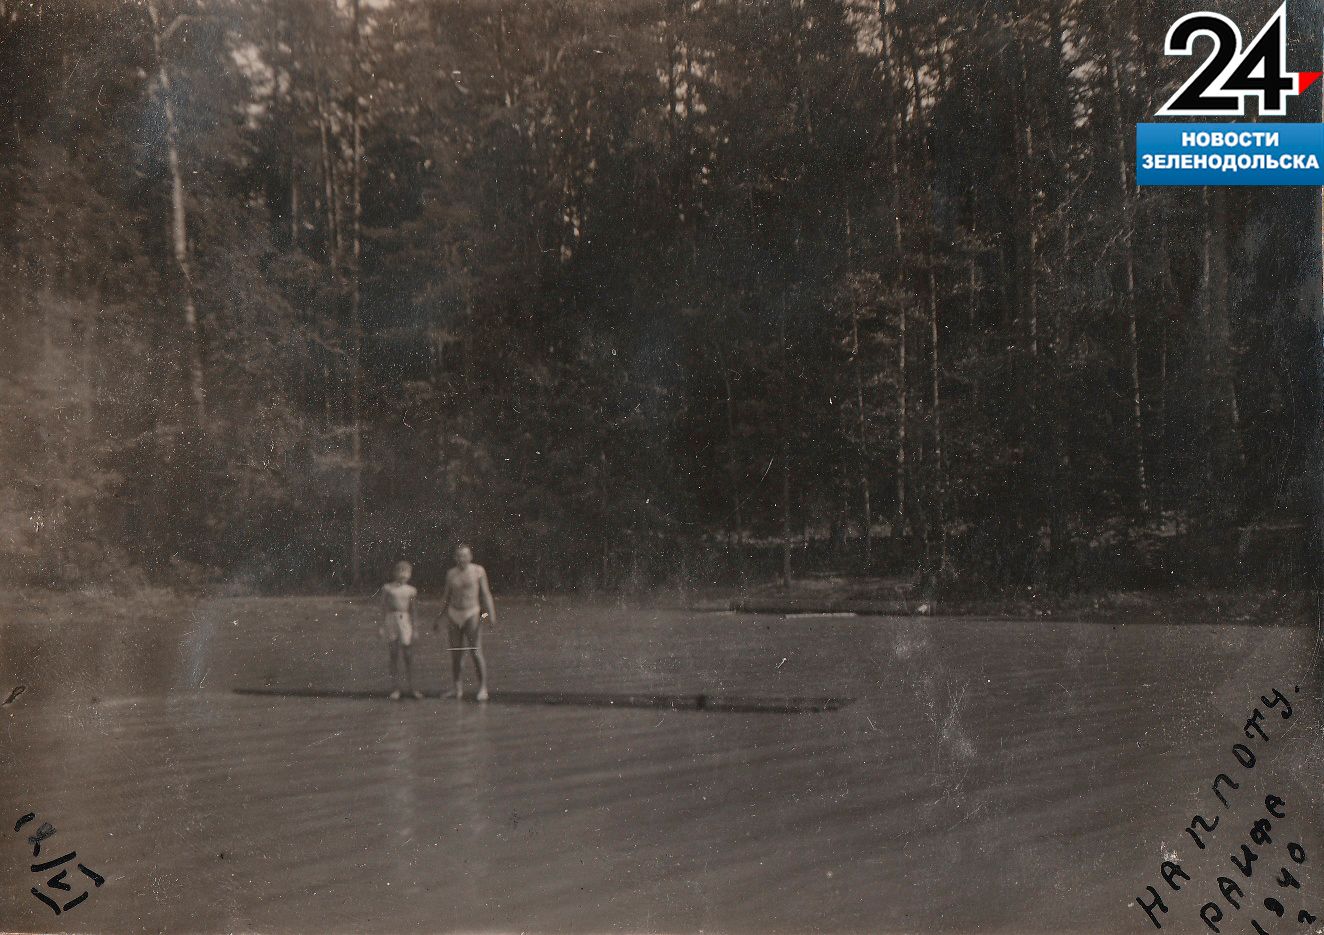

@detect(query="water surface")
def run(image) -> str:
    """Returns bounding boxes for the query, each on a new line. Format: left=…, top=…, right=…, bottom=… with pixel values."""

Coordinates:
left=1, top=598, right=1318, bottom=932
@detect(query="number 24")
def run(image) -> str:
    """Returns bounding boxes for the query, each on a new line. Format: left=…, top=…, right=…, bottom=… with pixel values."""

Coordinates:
left=1157, top=3, right=1295, bottom=117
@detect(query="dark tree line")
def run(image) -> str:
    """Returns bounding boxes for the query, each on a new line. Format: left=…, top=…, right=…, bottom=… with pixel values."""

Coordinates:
left=1, top=0, right=1318, bottom=593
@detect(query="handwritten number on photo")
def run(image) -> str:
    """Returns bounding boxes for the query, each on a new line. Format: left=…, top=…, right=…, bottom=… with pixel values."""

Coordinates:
left=15, top=816, right=104, bottom=915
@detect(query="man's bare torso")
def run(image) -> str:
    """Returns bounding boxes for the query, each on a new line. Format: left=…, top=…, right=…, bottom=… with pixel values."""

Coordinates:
left=445, top=564, right=485, bottom=614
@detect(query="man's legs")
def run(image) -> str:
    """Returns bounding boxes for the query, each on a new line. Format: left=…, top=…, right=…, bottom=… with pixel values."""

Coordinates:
left=463, top=620, right=488, bottom=701
left=447, top=622, right=465, bottom=698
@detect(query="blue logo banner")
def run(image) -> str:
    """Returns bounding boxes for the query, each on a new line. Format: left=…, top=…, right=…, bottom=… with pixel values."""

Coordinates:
left=1135, top=122, right=1324, bottom=186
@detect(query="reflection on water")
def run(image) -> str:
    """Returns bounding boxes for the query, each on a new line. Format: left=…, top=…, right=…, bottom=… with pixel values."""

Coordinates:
left=0, top=602, right=1319, bottom=933
left=383, top=714, right=420, bottom=885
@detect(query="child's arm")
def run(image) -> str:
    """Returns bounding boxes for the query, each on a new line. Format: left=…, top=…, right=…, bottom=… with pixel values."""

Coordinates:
left=479, top=568, right=497, bottom=627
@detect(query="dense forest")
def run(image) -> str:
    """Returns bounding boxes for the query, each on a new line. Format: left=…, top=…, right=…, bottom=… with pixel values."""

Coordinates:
left=0, top=0, right=1319, bottom=594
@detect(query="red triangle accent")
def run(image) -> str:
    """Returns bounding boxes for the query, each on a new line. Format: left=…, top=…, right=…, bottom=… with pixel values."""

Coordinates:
left=1297, top=71, right=1322, bottom=93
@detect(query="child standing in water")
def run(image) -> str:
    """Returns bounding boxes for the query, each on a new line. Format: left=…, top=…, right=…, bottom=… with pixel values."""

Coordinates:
left=380, top=560, right=422, bottom=700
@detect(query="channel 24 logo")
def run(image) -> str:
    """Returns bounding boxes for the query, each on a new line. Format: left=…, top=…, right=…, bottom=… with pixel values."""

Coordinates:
left=1156, top=2, right=1320, bottom=117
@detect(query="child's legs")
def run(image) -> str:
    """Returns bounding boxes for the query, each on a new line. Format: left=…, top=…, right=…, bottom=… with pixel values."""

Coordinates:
left=388, top=639, right=402, bottom=686
left=400, top=641, right=415, bottom=688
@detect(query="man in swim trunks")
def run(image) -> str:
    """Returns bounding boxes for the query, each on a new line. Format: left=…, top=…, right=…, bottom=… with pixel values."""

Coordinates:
left=380, top=560, right=422, bottom=700
left=437, top=544, right=496, bottom=701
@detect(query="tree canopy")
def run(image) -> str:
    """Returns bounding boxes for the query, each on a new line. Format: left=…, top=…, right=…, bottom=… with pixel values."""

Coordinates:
left=1, top=0, right=1317, bottom=594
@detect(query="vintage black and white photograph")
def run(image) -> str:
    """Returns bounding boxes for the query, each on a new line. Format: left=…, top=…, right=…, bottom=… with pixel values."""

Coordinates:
left=1, top=0, right=1322, bottom=931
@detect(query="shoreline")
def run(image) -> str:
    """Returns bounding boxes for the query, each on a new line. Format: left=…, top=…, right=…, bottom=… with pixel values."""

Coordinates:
left=724, top=581, right=1319, bottom=626
left=3, top=581, right=1318, bottom=628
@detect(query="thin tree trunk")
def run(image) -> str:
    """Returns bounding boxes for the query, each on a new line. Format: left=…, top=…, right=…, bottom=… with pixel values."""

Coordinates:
left=927, top=254, right=946, bottom=567
left=781, top=432, right=792, bottom=588
left=146, top=0, right=205, bottom=429
left=600, top=448, right=610, bottom=588
left=1157, top=224, right=1172, bottom=514
left=967, top=246, right=978, bottom=326
left=1015, top=29, right=1039, bottom=358
left=845, top=208, right=872, bottom=563
left=1199, top=189, right=1244, bottom=494
left=851, top=299, right=872, bottom=564
left=893, top=190, right=908, bottom=532
left=780, top=293, right=792, bottom=589
left=1011, top=5, right=1048, bottom=572
left=322, top=361, right=333, bottom=428
left=348, top=0, right=365, bottom=587
left=315, top=53, right=343, bottom=464
left=1109, top=48, right=1150, bottom=515
left=1045, top=2, right=1077, bottom=572
left=665, top=0, right=678, bottom=149
left=1199, top=188, right=1216, bottom=498
left=968, top=245, right=981, bottom=413
left=881, top=1, right=907, bottom=531
left=1211, top=191, right=1244, bottom=470
left=900, top=11, right=948, bottom=567
left=290, top=153, right=300, bottom=247
left=313, top=52, right=341, bottom=268
left=719, top=359, right=743, bottom=554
